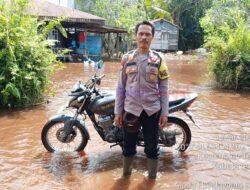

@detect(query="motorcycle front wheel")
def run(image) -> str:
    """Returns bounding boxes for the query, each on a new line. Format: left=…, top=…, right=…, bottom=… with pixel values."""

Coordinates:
left=41, top=120, right=88, bottom=152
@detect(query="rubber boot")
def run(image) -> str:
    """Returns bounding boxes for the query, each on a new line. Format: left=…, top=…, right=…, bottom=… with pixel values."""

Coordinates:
left=147, top=158, right=158, bottom=180
left=122, top=156, right=134, bottom=179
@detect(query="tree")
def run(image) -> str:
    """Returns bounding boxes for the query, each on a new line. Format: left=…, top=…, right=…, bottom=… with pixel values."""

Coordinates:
left=143, top=0, right=173, bottom=22
left=168, top=0, right=213, bottom=50
left=200, top=0, right=250, bottom=90
left=75, top=0, right=213, bottom=51
left=0, top=0, right=63, bottom=107
left=76, top=0, right=146, bottom=34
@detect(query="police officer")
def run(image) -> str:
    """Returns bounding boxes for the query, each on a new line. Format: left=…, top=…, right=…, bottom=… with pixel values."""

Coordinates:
left=114, top=21, right=169, bottom=180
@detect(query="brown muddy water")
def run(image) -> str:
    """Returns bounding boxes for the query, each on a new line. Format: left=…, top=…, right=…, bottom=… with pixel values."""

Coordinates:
left=0, top=57, right=250, bottom=190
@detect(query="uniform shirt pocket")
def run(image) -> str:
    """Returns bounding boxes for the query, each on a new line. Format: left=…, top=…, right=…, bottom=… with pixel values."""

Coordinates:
left=126, top=65, right=138, bottom=83
left=146, top=66, right=158, bottom=83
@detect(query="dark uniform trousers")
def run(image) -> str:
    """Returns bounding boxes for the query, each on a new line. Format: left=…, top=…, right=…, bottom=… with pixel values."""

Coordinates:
left=122, top=110, right=161, bottom=159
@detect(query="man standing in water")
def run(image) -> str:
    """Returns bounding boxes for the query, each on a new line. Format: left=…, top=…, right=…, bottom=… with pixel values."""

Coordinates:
left=114, top=21, right=169, bottom=180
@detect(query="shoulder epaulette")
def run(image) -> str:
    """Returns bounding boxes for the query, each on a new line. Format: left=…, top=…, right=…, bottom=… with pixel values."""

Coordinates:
left=127, top=50, right=135, bottom=55
left=151, top=50, right=162, bottom=69
left=152, top=50, right=161, bottom=58
left=121, top=50, right=136, bottom=67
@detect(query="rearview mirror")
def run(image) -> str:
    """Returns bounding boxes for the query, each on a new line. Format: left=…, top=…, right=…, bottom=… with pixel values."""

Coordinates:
left=95, top=59, right=104, bottom=69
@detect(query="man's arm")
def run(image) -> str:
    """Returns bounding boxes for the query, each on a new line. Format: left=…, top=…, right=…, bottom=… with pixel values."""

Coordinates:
left=159, top=78, right=169, bottom=116
left=158, top=54, right=169, bottom=127
left=114, top=55, right=127, bottom=117
left=158, top=53, right=169, bottom=116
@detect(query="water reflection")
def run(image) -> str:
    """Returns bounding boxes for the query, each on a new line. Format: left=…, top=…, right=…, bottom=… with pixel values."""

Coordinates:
left=32, top=148, right=190, bottom=190
left=36, top=150, right=189, bottom=177
left=0, top=58, right=249, bottom=190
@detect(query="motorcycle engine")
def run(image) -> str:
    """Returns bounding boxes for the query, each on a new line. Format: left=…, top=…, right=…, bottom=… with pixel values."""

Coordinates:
left=98, top=115, right=122, bottom=143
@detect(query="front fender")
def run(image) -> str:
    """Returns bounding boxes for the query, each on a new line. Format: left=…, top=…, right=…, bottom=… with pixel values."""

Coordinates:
left=47, top=115, right=90, bottom=140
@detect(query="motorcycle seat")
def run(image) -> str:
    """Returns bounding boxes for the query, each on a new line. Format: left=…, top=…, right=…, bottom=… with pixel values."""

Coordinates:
left=169, top=98, right=185, bottom=107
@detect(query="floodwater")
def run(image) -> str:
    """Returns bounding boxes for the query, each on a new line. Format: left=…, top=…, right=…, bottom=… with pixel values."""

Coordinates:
left=0, top=56, right=250, bottom=190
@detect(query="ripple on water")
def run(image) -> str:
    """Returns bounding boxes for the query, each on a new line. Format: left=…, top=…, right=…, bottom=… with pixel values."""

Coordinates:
left=0, top=61, right=250, bottom=189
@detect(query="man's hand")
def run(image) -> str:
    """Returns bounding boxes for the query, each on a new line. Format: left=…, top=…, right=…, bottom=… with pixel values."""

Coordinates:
left=114, top=114, right=123, bottom=127
left=159, top=116, right=168, bottom=128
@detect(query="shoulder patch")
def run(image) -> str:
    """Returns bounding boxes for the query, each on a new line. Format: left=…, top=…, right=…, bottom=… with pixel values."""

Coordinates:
left=158, top=53, right=169, bottom=80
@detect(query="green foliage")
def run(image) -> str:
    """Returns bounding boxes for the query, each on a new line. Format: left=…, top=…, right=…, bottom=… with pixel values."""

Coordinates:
left=200, top=0, right=250, bottom=90
left=38, top=18, right=68, bottom=39
left=144, top=0, right=173, bottom=22
left=168, top=0, right=213, bottom=50
left=75, top=0, right=213, bottom=51
left=76, top=0, right=146, bottom=35
left=0, top=0, right=62, bottom=107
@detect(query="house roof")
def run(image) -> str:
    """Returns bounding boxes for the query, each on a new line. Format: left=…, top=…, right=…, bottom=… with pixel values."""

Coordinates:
left=26, top=0, right=105, bottom=25
left=100, top=25, right=127, bottom=33
left=84, top=24, right=127, bottom=33
left=150, top=18, right=179, bottom=29
left=61, top=22, right=127, bottom=33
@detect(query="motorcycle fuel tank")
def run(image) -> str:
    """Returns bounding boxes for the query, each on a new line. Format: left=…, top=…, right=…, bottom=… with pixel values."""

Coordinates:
left=88, top=90, right=115, bottom=115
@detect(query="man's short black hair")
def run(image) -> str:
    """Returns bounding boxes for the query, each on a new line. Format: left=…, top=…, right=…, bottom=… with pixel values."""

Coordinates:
left=135, top=21, right=155, bottom=37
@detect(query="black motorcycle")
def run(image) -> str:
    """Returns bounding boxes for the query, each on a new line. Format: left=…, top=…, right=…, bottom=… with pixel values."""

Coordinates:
left=41, top=73, right=198, bottom=153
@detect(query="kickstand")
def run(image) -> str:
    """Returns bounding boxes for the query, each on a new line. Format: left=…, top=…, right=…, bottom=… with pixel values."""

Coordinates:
left=110, top=143, right=119, bottom=148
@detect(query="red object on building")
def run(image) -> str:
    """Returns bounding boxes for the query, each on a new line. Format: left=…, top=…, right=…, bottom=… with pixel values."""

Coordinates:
left=79, top=32, right=86, bottom=43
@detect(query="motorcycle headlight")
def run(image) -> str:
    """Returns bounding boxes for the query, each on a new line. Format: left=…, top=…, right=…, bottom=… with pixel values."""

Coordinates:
left=73, top=81, right=86, bottom=92
left=77, top=96, right=85, bottom=102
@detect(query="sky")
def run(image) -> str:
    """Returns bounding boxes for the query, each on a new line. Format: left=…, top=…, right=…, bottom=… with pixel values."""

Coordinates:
left=46, top=0, right=75, bottom=8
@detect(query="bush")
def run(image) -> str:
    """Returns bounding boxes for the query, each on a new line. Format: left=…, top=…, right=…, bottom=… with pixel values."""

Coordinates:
left=200, top=0, right=250, bottom=90
left=0, top=0, right=62, bottom=108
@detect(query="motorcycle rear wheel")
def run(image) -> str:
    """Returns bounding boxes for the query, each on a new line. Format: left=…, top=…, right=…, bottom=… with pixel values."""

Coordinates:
left=119, top=117, right=191, bottom=152
left=162, top=116, right=191, bottom=152
left=41, top=120, right=88, bottom=152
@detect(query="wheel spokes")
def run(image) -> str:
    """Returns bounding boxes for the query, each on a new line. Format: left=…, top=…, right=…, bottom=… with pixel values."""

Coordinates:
left=46, top=122, right=83, bottom=152
left=163, top=122, right=186, bottom=151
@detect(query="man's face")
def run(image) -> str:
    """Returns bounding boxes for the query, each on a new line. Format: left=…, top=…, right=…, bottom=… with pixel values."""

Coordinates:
left=136, top=24, right=153, bottom=51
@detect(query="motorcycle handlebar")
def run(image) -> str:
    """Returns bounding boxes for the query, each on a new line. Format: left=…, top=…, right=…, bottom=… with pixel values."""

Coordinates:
left=93, top=74, right=105, bottom=84
left=99, top=74, right=105, bottom=79
left=85, top=74, right=105, bottom=89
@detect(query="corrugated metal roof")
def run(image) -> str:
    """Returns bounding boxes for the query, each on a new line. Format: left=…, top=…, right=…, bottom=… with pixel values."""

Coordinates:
left=62, top=22, right=127, bottom=33
left=26, top=0, right=105, bottom=25
left=150, top=18, right=179, bottom=29
left=86, top=24, right=127, bottom=33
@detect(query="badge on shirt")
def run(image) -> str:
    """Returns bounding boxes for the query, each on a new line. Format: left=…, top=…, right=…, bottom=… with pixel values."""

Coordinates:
left=149, top=73, right=156, bottom=81
left=126, top=66, right=138, bottom=74
left=150, top=68, right=155, bottom=73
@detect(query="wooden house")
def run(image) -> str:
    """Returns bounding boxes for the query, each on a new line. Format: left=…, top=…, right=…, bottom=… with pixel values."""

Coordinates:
left=150, top=19, right=179, bottom=52
left=26, top=0, right=127, bottom=61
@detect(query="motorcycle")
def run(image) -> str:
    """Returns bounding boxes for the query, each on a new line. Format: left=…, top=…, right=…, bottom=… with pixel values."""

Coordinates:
left=41, top=68, right=198, bottom=153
